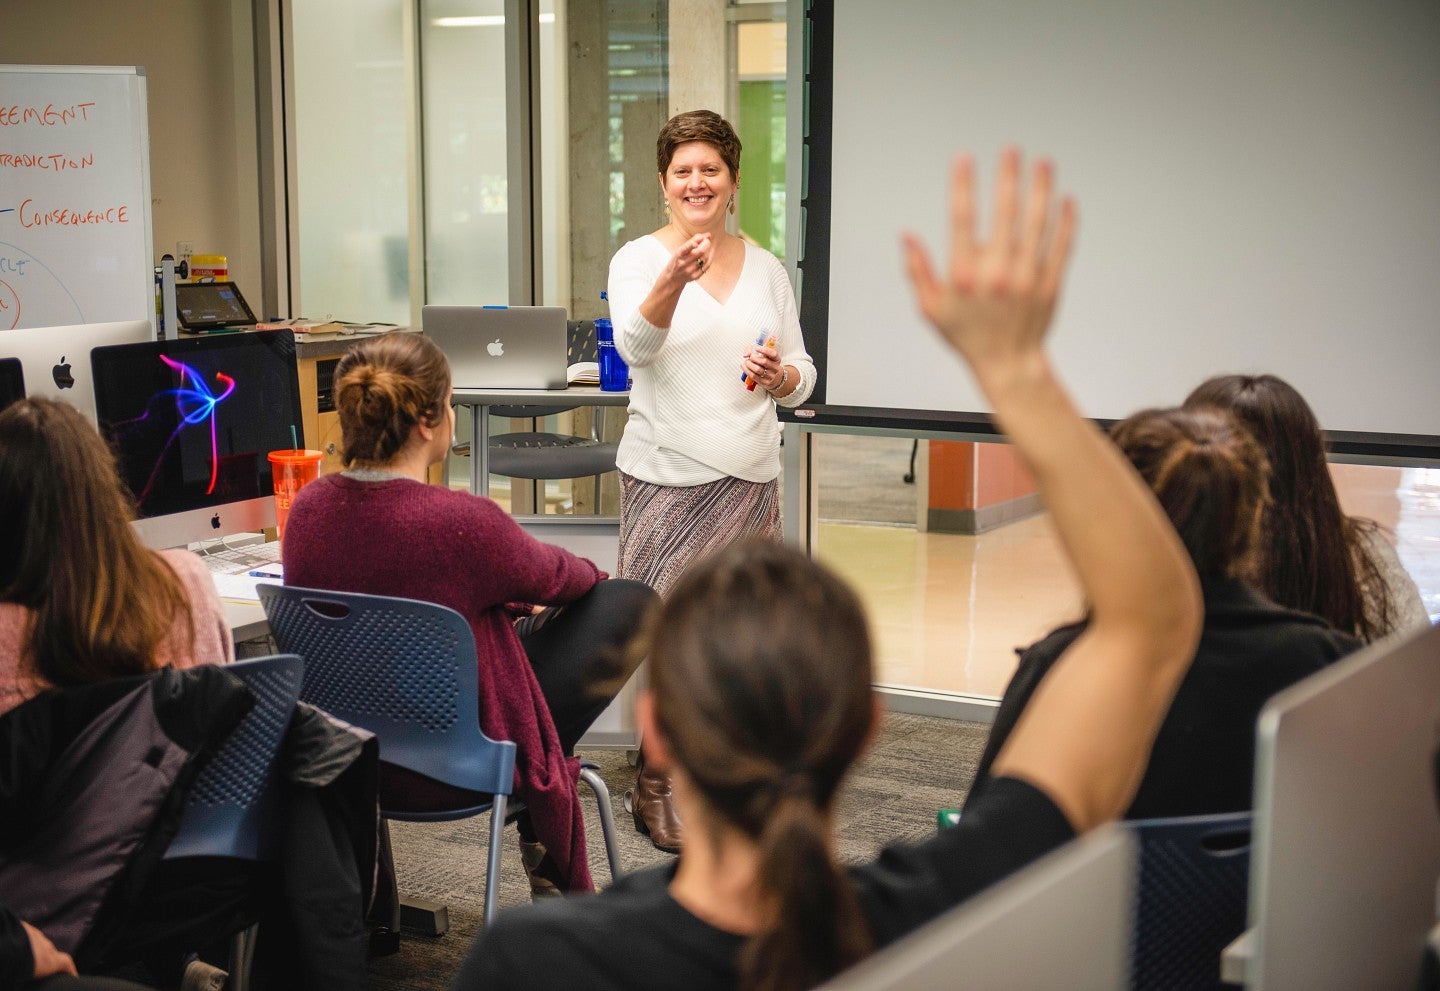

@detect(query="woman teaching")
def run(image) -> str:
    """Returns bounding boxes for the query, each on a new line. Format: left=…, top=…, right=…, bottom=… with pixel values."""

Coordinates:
left=607, top=110, right=816, bottom=851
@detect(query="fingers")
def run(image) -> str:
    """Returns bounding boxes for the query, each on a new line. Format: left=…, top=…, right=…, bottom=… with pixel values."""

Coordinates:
left=1014, top=158, right=1054, bottom=290
left=988, top=146, right=1022, bottom=258
left=948, top=155, right=977, bottom=291
left=1037, top=195, right=1077, bottom=304
left=902, top=231, right=940, bottom=319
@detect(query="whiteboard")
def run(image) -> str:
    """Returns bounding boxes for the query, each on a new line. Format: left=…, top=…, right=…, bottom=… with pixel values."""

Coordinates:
left=0, top=65, right=155, bottom=330
left=815, top=0, right=1440, bottom=444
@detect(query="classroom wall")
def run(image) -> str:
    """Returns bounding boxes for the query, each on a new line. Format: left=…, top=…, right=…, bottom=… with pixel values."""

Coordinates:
left=0, top=0, right=265, bottom=312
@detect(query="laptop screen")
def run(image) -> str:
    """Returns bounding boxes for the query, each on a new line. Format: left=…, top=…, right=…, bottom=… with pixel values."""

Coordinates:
left=175, top=281, right=258, bottom=332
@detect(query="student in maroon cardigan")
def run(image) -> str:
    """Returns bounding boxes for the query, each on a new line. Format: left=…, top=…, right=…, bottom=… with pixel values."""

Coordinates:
left=282, top=333, right=656, bottom=897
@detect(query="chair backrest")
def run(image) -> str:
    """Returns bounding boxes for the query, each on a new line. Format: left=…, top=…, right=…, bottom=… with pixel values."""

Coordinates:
left=164, top=654, right=304, bottom=862
left=568, top=319, right=597, bottom=363
left=1128, top=811, right=1252, bottom=991
left=257, top=585, right=516, bottom=798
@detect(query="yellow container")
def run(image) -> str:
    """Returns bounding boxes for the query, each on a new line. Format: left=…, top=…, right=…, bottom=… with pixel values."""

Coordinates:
left=190, top=253, right=228, bottom=283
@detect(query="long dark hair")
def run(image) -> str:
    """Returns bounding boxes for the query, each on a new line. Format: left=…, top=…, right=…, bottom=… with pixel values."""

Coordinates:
left=333, top=333, right=451, bottom=467
left=0, top=398, right=193, bottom=688
left=647, top=541, right=876, bottom=991
left=1108, top=407, right=1270, bottom=583
left=1183, top=373, right=1392, bottom=640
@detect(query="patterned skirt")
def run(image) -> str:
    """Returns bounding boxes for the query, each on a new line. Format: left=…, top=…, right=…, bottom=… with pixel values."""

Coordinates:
left=618, top=472, right=781, bottom=598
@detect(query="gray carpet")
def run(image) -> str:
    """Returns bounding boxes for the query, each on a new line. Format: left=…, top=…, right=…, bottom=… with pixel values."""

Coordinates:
left=367, top=711, right=991, bottom=990
left=815, top=435, right=917, bottom=526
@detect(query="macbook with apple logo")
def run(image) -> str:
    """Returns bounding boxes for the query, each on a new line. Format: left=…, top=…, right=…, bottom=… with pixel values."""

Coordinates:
left=0, top=319, right=153, bottom=422
left=422, top=305, right=569, bottom=391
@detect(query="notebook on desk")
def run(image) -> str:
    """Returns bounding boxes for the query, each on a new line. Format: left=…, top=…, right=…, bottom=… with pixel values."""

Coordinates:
left=423, top=305, right=569, bottom=390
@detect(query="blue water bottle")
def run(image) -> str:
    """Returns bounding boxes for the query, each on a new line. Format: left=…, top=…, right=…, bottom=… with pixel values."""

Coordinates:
left=596, top=292, right=629, bottom=391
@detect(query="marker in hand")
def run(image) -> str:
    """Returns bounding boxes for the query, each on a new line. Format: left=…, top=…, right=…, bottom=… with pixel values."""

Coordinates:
left=742, top=333, right=778, bottom=391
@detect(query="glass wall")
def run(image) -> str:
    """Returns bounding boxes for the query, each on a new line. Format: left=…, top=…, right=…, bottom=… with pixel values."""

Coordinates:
left=420, top=0, right=512, bottom=306
left=291, top=0, right=410, bottom=323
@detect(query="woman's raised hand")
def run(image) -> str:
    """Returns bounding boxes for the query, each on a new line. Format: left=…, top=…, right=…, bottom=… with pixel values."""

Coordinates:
left=665, top=233, right=714, bottom=287
left=902, top=148, right=1075, bottom=385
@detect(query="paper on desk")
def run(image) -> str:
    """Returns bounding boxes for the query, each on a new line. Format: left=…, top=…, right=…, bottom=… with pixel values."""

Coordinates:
left=213, top=572, right=284, bottom=603
left=568, top=361, right=600, bottom=385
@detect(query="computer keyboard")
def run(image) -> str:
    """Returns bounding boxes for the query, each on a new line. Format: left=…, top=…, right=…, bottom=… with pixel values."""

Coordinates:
left=197, top=540, right=283, bottom=575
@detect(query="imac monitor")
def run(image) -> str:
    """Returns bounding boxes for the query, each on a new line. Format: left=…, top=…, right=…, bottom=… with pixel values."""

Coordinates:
left=91, top=330, right=303, bottom=549
left=0, top=320, right=153, bottom=421
left=0, top=357, right=22, bottom=412
left=1245, top=622, right=1440, bottom=990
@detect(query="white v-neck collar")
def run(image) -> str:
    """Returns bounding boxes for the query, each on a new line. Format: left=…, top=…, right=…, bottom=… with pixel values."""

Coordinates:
left=644, top=234, right=749, bottom=308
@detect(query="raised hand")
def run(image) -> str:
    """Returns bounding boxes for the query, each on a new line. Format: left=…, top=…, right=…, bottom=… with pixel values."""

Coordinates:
left=902, top=148, right=1075, bottom=383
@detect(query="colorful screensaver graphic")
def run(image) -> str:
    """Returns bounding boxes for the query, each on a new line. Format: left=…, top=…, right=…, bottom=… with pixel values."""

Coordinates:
left=118, top=354, right=236, bottom=503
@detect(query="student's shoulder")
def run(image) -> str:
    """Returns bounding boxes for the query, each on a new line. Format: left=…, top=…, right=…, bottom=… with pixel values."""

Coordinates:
left=456, top=866, right=684, bottom=989
left=155, top=546, right=215, bottom=588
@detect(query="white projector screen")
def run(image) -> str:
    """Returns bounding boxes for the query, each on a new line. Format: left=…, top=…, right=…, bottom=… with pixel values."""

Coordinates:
left=807, top=0, right=1440, bottom=449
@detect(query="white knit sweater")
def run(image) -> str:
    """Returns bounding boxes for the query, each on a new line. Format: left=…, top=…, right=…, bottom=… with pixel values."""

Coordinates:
left=607, top=235, right=816, bottom=486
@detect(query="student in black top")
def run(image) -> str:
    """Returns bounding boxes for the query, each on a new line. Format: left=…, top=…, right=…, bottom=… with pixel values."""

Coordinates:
left=452, top=149, right=1205, bottom=991
left=967, top=406, right=1362, bottom=820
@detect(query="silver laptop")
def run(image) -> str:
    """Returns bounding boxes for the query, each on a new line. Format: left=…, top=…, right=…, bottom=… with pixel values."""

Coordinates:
left=423, top=305, right=568, bottom=390
left=0, top=319, right=153, bottom=422
left=821, top=825, right=1135, bottom=990
left=1238, top=621, right=1440, bottom=990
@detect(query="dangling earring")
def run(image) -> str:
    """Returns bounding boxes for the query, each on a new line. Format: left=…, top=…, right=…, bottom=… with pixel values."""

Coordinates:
left=728, top=193, right=736, bottom=216
left=663, top=199, right=671, bottom=219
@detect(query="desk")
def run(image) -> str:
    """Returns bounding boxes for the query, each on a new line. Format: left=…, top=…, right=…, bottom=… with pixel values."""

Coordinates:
left=451, top=385, right=629, bottom=498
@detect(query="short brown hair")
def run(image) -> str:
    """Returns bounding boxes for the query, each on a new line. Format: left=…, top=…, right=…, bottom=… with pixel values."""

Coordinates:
left=656, top=109, right=741, bottom=181
left=333, top=333, right=451, bottom=467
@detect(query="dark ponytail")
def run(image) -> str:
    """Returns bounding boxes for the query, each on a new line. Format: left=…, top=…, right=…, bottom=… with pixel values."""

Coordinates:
left=648, top=541, right=877, bottom=990
left=1108, top=406, right=1270, bottom=583
left=741, top=789, right=873, bottom=990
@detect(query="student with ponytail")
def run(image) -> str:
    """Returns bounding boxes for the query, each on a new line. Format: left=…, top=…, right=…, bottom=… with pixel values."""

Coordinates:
left=451, top=149, right=1204, bottom=989
left=967, top=405, right=1363, bottom=820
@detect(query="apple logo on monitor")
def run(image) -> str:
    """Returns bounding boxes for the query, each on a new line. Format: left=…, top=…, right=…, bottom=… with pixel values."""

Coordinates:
left=52, top=356, right=74, bottom=389
left=487, top=339, right=504, bottom=357
left=210, top=513, right=221, bottom=530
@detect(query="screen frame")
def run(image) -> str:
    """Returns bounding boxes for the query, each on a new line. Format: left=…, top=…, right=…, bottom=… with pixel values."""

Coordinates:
left=174, top=280, right=260, bottom=332
left=91, top=329, right=302, bottom=550
left=793, top=0, right=1440, bottom=462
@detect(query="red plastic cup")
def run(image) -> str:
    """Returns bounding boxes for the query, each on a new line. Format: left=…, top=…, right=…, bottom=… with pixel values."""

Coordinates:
left=268, top=449, right=323, bottom=541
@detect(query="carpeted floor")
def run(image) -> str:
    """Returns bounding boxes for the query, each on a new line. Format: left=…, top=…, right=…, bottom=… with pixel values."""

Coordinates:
left=815, top=434, right=918, bottom=526
left=367, top=711, right=991, bottom=990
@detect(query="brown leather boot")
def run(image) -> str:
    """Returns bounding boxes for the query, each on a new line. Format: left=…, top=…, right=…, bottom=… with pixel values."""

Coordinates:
left=625, top=758, right=683, bottom=853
